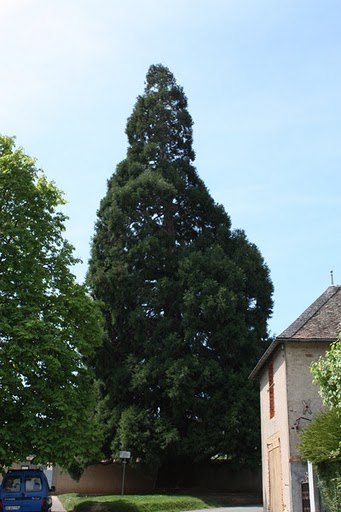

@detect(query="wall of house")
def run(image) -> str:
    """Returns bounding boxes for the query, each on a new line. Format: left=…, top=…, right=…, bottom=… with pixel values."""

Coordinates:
left=259, top=346, right=290, bottom=512
left=285, top=341, right=328, bottom=512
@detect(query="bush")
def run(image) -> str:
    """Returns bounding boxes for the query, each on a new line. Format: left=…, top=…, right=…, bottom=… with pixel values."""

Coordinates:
left=300, top=409, right=341, bottom=464
left=300, top=410, right=341, bottom=511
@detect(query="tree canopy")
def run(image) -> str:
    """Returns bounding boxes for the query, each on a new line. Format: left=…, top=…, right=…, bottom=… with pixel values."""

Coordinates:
left=311, top=335, right=341, bottom=409
left=87, top=64, right=273, bottom=477
left=0, top=136, right=103, bottom=468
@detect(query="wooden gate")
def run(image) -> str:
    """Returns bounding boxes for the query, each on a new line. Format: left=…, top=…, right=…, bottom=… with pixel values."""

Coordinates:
left=302, top=482, right=311, bottom=512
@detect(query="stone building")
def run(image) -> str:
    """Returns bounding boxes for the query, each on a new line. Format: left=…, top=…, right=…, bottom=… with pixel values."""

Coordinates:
left=250, top=284, right=341, bottom=512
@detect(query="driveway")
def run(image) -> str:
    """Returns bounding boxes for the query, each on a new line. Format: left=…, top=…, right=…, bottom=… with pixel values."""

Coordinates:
left=52, top=496, right=66, bottom=512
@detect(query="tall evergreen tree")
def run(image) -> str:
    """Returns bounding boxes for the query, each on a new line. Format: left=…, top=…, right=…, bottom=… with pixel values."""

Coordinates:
left=88, top=65, right=273, bottom=477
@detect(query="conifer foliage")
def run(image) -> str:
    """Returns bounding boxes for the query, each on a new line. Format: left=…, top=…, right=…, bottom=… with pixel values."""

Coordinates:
left=88, top=65, right=273, bottom=474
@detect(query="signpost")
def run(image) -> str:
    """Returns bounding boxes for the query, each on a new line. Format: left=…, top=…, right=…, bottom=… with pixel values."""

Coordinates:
left=120, top=451, right=131, bottom=495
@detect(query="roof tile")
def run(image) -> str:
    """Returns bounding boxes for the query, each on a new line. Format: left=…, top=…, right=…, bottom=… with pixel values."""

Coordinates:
left=278, top=285, right=341, bottom=339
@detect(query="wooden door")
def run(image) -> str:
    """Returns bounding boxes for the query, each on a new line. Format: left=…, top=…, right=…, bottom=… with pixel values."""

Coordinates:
left=268, top=437, right=283, bottom=511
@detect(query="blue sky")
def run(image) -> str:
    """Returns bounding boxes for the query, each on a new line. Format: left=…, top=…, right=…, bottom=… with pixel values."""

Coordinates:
left=1, top=0, right=340, bottom=336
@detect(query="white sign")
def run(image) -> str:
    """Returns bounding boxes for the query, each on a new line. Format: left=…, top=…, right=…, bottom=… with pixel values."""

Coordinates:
left=120, top=451, right=131, bottom=459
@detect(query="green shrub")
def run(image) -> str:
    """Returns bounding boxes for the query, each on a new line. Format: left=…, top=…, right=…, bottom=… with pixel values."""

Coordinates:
left=300, top=409, right=341, bottom=511
left=300, top=409, right=341, bottom=464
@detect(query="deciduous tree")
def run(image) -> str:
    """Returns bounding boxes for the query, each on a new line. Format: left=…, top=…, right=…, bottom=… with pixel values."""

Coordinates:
left=311, top=335, right=341, bottom=409
left=0, top=136, right=103, bottom=468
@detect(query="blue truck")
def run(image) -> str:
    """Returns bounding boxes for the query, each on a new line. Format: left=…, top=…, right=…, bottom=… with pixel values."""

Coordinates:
left=0, top=469, right=55, bottom=512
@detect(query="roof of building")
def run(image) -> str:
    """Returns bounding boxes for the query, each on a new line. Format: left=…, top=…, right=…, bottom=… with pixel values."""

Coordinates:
left=249, top=285, right=341, bottom=380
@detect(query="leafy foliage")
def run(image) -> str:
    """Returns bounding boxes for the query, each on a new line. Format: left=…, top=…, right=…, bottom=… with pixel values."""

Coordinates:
left=88, top=65, right=273, bottom=476
left=300, top=409, right=341, bottom=463
left=0, top=136, right=103, bottom=468
left=311, top=335, right=341, bottom=409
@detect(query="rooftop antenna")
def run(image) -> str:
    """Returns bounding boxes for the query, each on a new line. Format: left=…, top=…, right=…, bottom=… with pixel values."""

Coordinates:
left=330, top=270, right=334, bottom=286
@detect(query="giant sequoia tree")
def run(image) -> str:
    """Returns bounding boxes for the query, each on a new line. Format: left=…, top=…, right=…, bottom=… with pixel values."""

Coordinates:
left=88, top=65, right=273, bottom=476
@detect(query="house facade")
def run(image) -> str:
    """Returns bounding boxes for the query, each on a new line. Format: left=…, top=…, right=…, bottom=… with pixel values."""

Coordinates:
left=250, top=284, right=341, bottom=512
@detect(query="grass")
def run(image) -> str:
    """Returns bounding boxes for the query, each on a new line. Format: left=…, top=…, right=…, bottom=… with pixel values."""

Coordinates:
left=58, top=492, right=243, bottom=512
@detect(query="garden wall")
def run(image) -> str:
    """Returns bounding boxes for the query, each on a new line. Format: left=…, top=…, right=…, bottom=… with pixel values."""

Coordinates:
left=53, top=461, right=261, bottom=495
left=52, top=463, right=156, bottom=495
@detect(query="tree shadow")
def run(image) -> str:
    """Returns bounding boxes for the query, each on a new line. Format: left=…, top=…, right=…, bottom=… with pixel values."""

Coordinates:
left=74, top=501, right=140, bottom=512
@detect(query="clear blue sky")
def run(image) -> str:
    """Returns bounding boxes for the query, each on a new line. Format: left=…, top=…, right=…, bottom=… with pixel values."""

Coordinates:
left=2, top=0, right=340, bottom=336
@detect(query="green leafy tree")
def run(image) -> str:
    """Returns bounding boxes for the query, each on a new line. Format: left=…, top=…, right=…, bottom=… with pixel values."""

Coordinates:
left=0, top=136, right=103, bottom=468
left=88, top=65, right=273, bottom=478
left=300, top=335, right=341, bottom=511
left=311, top=335, right=341, bottom=409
